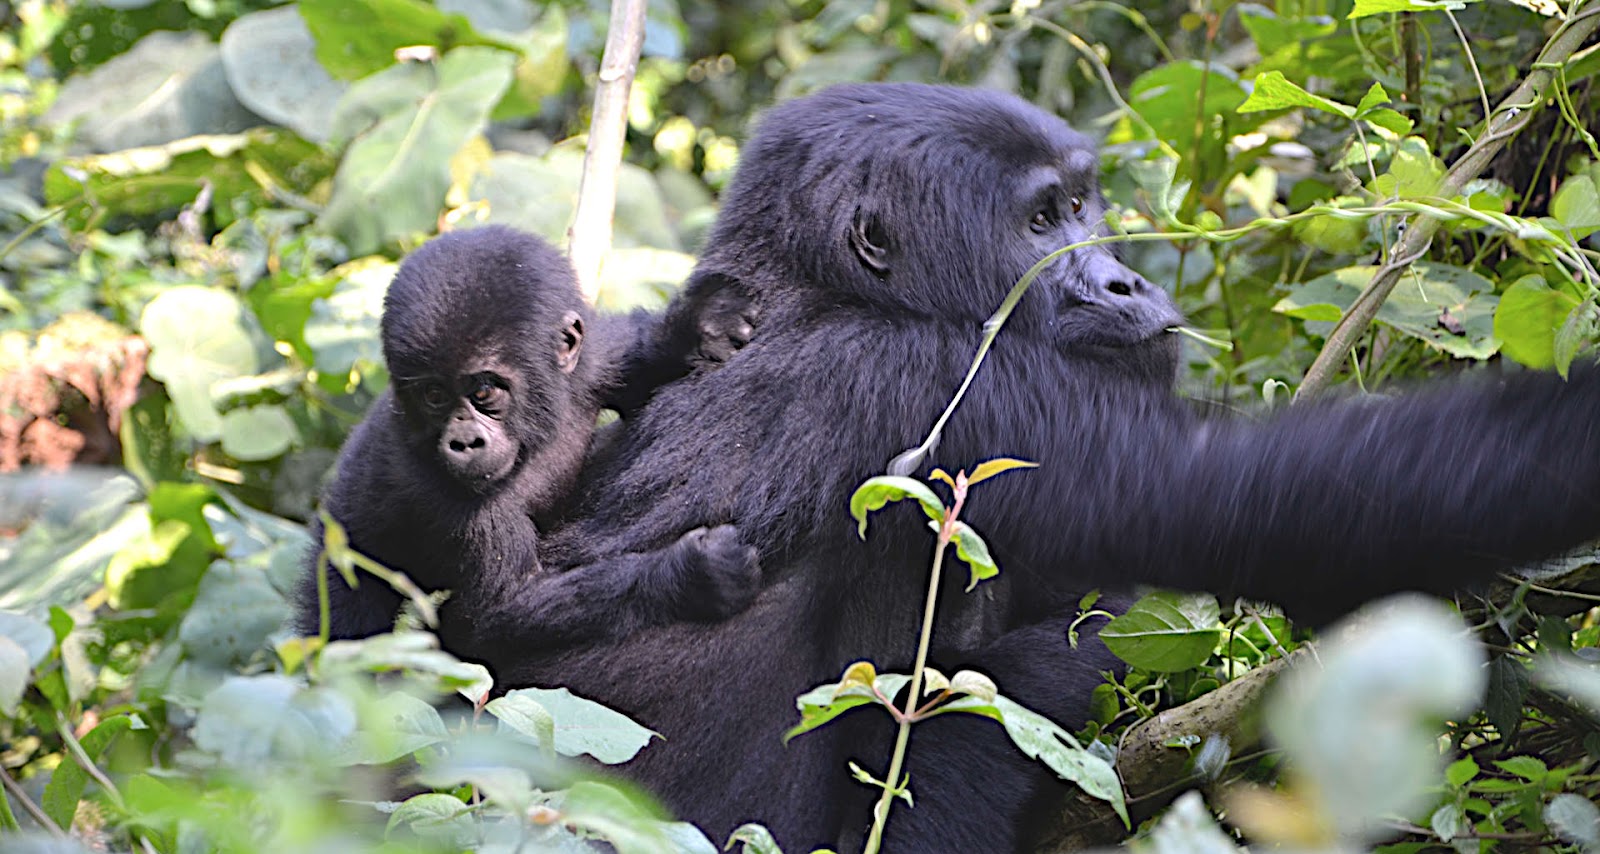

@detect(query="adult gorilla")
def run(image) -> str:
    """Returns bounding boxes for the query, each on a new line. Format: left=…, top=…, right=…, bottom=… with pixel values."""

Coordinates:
left=465, top=84, right=1600, bottom=852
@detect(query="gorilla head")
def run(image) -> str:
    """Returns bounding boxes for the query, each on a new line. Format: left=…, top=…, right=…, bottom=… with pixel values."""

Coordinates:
left=380, top=226, right=596, bottom=509
left=697, top=84, right=1184, bottom=381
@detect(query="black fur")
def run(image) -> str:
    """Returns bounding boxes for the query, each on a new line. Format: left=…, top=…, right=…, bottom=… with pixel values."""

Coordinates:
left=295, top=226, right=759, bottom=652
left=460, top=85, right=1600, bottom=852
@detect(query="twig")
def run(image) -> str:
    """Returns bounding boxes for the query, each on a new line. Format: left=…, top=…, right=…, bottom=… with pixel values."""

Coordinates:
left=0, top=764, right=66, bottom=837
left=1297, top=3, right=1600, bottom=399
left=567, top=0, right=648, bottom=304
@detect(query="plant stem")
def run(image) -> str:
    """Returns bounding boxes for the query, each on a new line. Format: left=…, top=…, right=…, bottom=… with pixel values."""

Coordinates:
left=862, top=535, right=952, bottom=854
left=568, top=0, right=648, bottom=303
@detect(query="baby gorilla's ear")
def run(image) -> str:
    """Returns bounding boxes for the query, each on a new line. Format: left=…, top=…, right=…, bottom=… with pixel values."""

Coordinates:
left=558, top=310, right=584, bottom=374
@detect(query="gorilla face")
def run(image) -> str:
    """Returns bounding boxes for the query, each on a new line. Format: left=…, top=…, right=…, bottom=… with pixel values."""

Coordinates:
left=395, top=362, right=523, bottom=487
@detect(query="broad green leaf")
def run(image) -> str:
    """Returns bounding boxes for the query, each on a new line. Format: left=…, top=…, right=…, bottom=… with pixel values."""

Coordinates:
left=41, top=714, right=135, bottom=829
left=385, top=793, right=476, bottom=849
left=219, top=6, right=348, bottom=143
left=177, top=561, right=292, bottom=667
left=298, top=0, right=509, bottom=80
left=849, top=476, right=944, bottom=539
left=1445, top=756, right=1479, bottom=787
left=557, top=781, right=675, bottom=854
left=967, top=457, right=1039, bottom=486
left=1545, top=793, right=1600, bottom=849
left=993, top=695, right=1128, bottom=826
left=1492, top=755, right=1548, bottom=782
left=1238, top=71, right=1354, bottom=118
left=949, top=521, right=998, bottom=591
left=0, top=636, right=29, bottom=716
left=1239, top=4, right=1338, bottom=57
left=1348, top=0, right=1479, bottom=17
left=220, top=404, right=298, bottom=462
left=490, top=687, right=657, bottom=765
left=339, top=691, right=449, bottom=765
left=304, top=259, right=395, bottom=384
left=1554, top=300, right=1599, bottom=376
left=42, top=131, right=332, bottom=231
left=318, top=47, right=515, bottom=255
left=1430, top=802, right=1471, bottom=843
left=1101, top=591, right=1223, bottom=673
left=1494, top=275, right=1579, bottom=369
left=1128, top=62, right=1257, bottom=157
left=140, top=287, right=261, bottom=443
left=0, top=612, right=53, bottom=666
left=1274, top=263, right=1500, bottom=359
left=1127, top=155, right=1188, bottom=223
left=193, top=675, right=357, bottom=767
left=1292, top=197, right=1372, bottom=255
left=318, top=632, right=486, bottom=694
left=1362, top=107, right=1414, bottom=135
left=1552, top=174, right=1600, bottom=238
left=1370, top=137, right=1445, bottom=199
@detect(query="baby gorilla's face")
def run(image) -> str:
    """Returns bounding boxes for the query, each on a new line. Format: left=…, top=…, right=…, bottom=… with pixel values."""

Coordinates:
left=396, top=361, right=522, bottom=490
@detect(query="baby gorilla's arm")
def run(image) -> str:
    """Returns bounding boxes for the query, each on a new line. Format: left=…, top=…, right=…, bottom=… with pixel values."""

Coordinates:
left=443, top=524, right=761, bottom=654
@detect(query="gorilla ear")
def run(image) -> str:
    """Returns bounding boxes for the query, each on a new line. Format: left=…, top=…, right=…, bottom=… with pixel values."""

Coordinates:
left=557, top=310, right=584, bottom=374
left=850, top=209, right=891, bottom=278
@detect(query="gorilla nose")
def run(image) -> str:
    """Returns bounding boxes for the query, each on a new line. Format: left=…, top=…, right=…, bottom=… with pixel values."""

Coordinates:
left=447, top=434, right=486, bottom=456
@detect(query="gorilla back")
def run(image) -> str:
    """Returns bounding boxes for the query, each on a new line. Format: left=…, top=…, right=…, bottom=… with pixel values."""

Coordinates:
left=490, top=84, right=1600, bottom=852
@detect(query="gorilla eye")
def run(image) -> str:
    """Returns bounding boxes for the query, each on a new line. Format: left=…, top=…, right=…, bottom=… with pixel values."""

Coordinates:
left=421, top=383, right=451, bottom=410
left=1030, top=208, right=1054, bottom=233
left=1069, top=196, right=1084, bottom=215
left=468, top=378, right=504, bottom=409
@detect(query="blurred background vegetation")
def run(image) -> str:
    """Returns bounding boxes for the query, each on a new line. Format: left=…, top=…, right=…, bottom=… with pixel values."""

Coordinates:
left=2, top=0, right=1600, bottom=851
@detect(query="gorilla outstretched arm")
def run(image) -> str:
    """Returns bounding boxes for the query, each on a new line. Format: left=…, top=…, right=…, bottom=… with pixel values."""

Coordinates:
left=597, top=275, right=757, bottom=416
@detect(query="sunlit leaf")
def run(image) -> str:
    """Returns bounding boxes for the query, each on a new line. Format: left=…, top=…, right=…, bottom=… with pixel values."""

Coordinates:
left=849, top=476, right=944, bottom=539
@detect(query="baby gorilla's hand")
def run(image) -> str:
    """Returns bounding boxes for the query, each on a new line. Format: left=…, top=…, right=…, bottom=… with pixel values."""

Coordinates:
left=672, top=524, right=761, bottom=620
left=693, top=290, right=758, bottom=365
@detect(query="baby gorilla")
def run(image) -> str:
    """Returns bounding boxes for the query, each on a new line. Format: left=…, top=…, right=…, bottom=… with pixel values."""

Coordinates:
left=294, top=226, right=758, bottom=653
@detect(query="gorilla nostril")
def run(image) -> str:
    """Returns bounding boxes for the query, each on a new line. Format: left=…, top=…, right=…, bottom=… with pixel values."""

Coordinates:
left=1108, top=280, right=1133, bottom=297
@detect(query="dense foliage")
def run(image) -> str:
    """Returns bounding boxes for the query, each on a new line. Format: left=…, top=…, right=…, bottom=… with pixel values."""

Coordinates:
left=2, top=0, right=1600, bottom=851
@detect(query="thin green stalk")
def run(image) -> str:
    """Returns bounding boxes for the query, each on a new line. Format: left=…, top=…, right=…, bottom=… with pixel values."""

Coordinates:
left=862, top=534, right=952, bottom=854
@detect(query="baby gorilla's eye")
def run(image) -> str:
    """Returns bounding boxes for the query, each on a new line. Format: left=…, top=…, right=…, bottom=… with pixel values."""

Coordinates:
left=1069, top=196, right=1084, bottom=215
left=469, top=378, right=503, bottom=408
left=421, top=383, right=451, bottom=409
left=1030, top=208, right=1054, bottom=233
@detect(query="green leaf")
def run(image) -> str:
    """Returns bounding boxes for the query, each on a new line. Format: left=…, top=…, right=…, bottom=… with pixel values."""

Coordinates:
left=177, top=561, right=293, bottom=667
left=966, top=457, right=1039, bottom=486
left=140, top=286, right=261, bottom=443
left=1496, top=275, right=1580, bottom=370
left=1363, top=107, right=1414, bottom=135
left=0, top=637, right=29, bottom=716
left=318, top=46, right=516, bottom=255
left=1445, top=756, right=1479, bottom=787
left=41, top=714, right=135, bottom=829
left=1554, top=300, right=1599, bottom=377
left=339, top=691, right=449, bottom=765
left=1274, top=263, right=1500, bottom=360
left=785, top=672, right=909, bottom=742
left=849, top=476, right=944, bottom=539
left=298, top=0, right=510, bottom=80
left=193, top=675, right=357, bottom=767
left=1127, top=155, right=1189, bottom=223
left=219, top=404, right=298, bottom=461
left=1347, top=0, right=1479, bottom=18
left=489, top=687, right=658, bottom=765
left=0, top=612, right=54, bottom=667
left=219, top=6, right=348, bottom=143
left=1552, top=174, right=1600, bottom=238
left=1101, top=591, right=1223, bottom=673
left=948, top=521, right=998, bottom=591
left=1492, top=755, right=1548, bottom=782
left=1545, top=793, right=1600, bottom=849
left=305, top=259, right=395, bottom=383
left=1238, top=71, right=1354, bottom=117
left=726, top=823, right=786, bottom=854
left=1353, top=82, right=1391, bottom=117
left=992, top=695, right=1129, bottom=826
left=385, top=793, right=476, bottom=849
left=1370, top=137, right=1445, bottom=199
